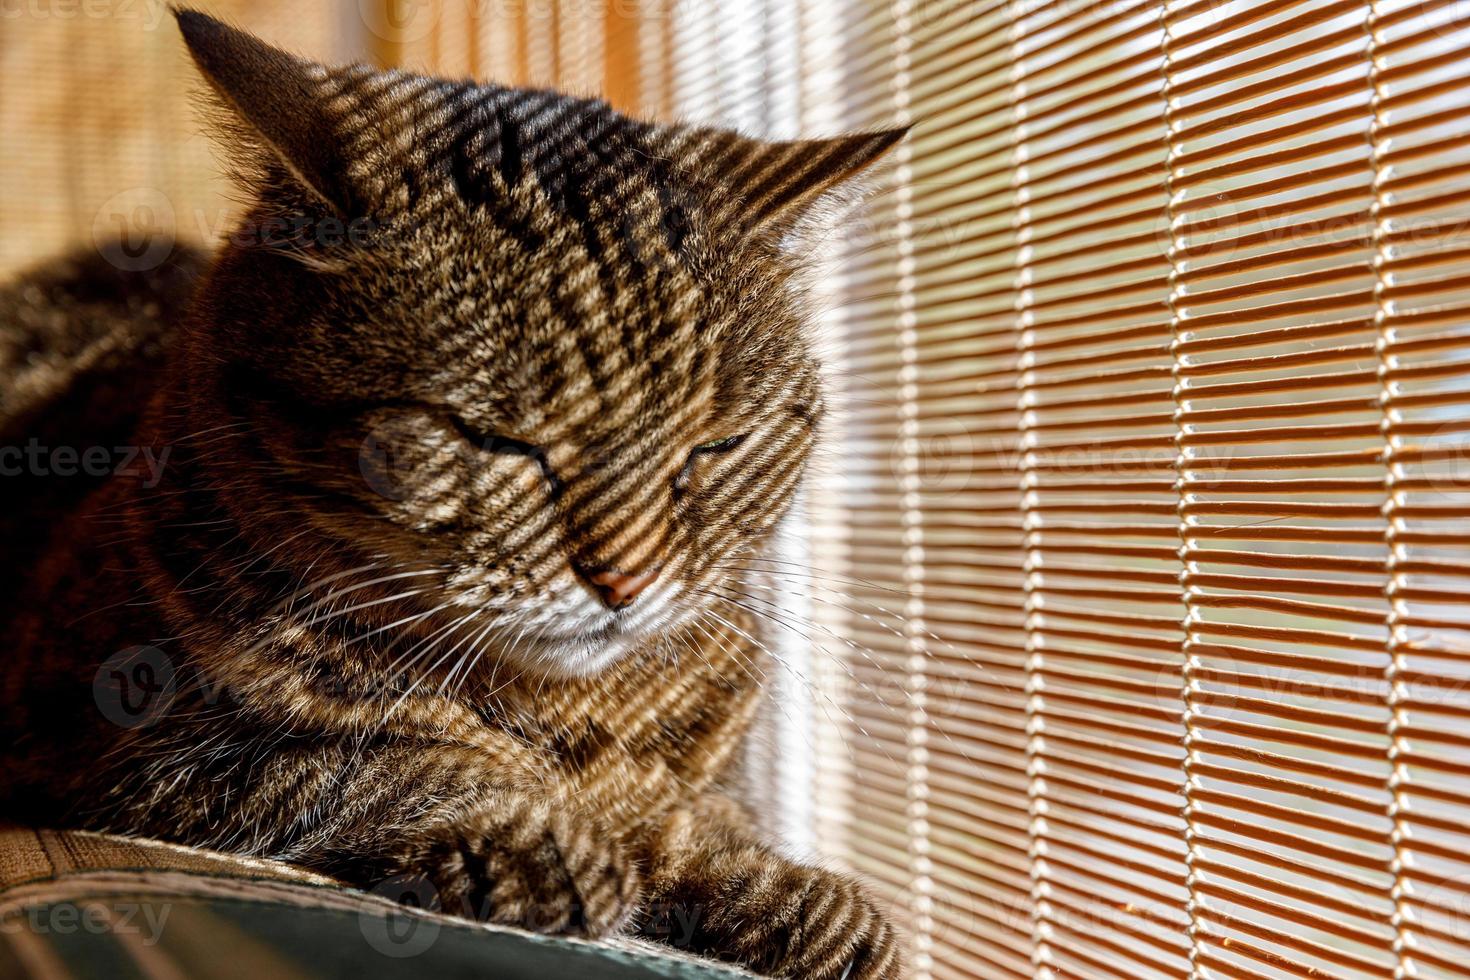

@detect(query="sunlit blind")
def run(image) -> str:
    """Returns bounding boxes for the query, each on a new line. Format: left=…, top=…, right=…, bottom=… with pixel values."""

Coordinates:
left=1165, top=0, right=1392, bottom=976
left=1370, top=0, right=1470, bottom=973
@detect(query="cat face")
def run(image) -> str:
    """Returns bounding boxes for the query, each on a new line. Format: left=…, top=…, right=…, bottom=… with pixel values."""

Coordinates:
left=177, top=12, right=899, bottom=677
left=207, top=197, right=825, bottom=677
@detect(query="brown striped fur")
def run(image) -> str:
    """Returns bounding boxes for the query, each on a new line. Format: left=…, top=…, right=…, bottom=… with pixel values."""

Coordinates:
left=0, top=11, right=903, bottom=978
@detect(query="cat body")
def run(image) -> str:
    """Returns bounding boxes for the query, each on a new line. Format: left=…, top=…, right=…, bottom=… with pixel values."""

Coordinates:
left=0, top=11, right=902, bottom=978
left=0, top=241, right=203, bottom=602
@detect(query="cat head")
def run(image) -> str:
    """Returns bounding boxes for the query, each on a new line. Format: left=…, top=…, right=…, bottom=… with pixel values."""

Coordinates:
left=173, top=10, right=902, bottom=678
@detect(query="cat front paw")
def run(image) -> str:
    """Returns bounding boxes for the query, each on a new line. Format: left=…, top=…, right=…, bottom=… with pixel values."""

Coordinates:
left=375, top=795, right=640, bottom=937
left=646, top=851, right=902, bottom=979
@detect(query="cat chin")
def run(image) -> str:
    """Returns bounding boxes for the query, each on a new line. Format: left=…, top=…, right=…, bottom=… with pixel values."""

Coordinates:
left=460, top=597, right=633, bottom=678
left=485, top=628, right=644, bottom=680
left=458, top=577, right=685, bottom=680
left=486, top=595, right=691, bottom=680
left=533, top=636, right=642, bottom=678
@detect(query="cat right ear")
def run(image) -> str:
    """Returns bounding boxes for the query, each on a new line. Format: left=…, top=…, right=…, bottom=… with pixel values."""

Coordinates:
left=175, top=9, right=360, bottom=216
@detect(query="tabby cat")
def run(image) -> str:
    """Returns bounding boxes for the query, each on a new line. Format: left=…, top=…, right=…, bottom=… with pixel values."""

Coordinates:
left=0, top=11, right=904, bottom=978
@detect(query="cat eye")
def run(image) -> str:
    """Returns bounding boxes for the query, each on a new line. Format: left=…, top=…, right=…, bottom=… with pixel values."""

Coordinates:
left=448, top=415, right=562, bottom=496
left=675, top=434, right=747, bottom=492
left=695, top=435, right=744, bottom=454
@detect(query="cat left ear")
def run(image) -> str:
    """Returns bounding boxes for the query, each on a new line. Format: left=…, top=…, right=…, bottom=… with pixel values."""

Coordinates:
left=737, top=128, right=909, bottom=233
left=175, top=9, right=360, bottom=216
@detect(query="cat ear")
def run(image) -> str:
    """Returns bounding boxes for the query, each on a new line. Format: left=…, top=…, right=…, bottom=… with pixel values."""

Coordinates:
left=175, top=9, right=359, bottom=216
left=735, top=128, right=908, bottom=234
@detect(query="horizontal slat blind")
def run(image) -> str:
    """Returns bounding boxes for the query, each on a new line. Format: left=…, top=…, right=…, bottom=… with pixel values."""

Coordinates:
left=909, top=3, right=1035, bottom=976
left=784, top=0, right=1470, bottom=977
left=1369, top=1, right=1470, bottom=975
left=1011, top=1, right=1192, bottom=977
left=626, top=1, right=1470, bottom=977
left=1163, top=0, right=1400, bottom=977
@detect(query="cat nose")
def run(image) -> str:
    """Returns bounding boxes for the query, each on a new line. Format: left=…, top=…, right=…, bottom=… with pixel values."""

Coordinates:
left=575, top=563, right=663, bottom=610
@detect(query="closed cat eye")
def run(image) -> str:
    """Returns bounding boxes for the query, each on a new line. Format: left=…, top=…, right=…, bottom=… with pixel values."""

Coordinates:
left=675, top=434, right=747, bottom=492
left=694, top=435, right=744, bottom=454
left=448, top=414, right=562, bottom=496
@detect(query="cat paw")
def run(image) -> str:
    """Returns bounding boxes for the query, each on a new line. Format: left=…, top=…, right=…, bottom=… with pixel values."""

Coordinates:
left=764, top=870, right=901, bottom=980
left=377, top=795, right=640, bottom=937
left=831, top=908, right=902, bottom=980
left=646, top=851, right=902, bottom=979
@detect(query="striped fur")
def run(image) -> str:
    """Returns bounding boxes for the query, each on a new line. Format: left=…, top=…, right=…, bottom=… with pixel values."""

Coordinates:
left=0, top=11, right=904, bottom=978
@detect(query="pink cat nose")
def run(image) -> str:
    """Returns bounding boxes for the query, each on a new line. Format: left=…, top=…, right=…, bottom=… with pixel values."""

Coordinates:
left=577, top=564, right=663, bottom=610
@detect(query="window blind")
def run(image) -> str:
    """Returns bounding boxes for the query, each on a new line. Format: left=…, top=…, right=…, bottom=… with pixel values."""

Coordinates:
left=775, top=0, right=1470, bottom=977
left=1368, top=0, right=1470, bottom=973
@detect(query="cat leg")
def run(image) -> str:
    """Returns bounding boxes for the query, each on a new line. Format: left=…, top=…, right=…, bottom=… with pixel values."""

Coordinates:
left=320, top=784, right=640, bottom=937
